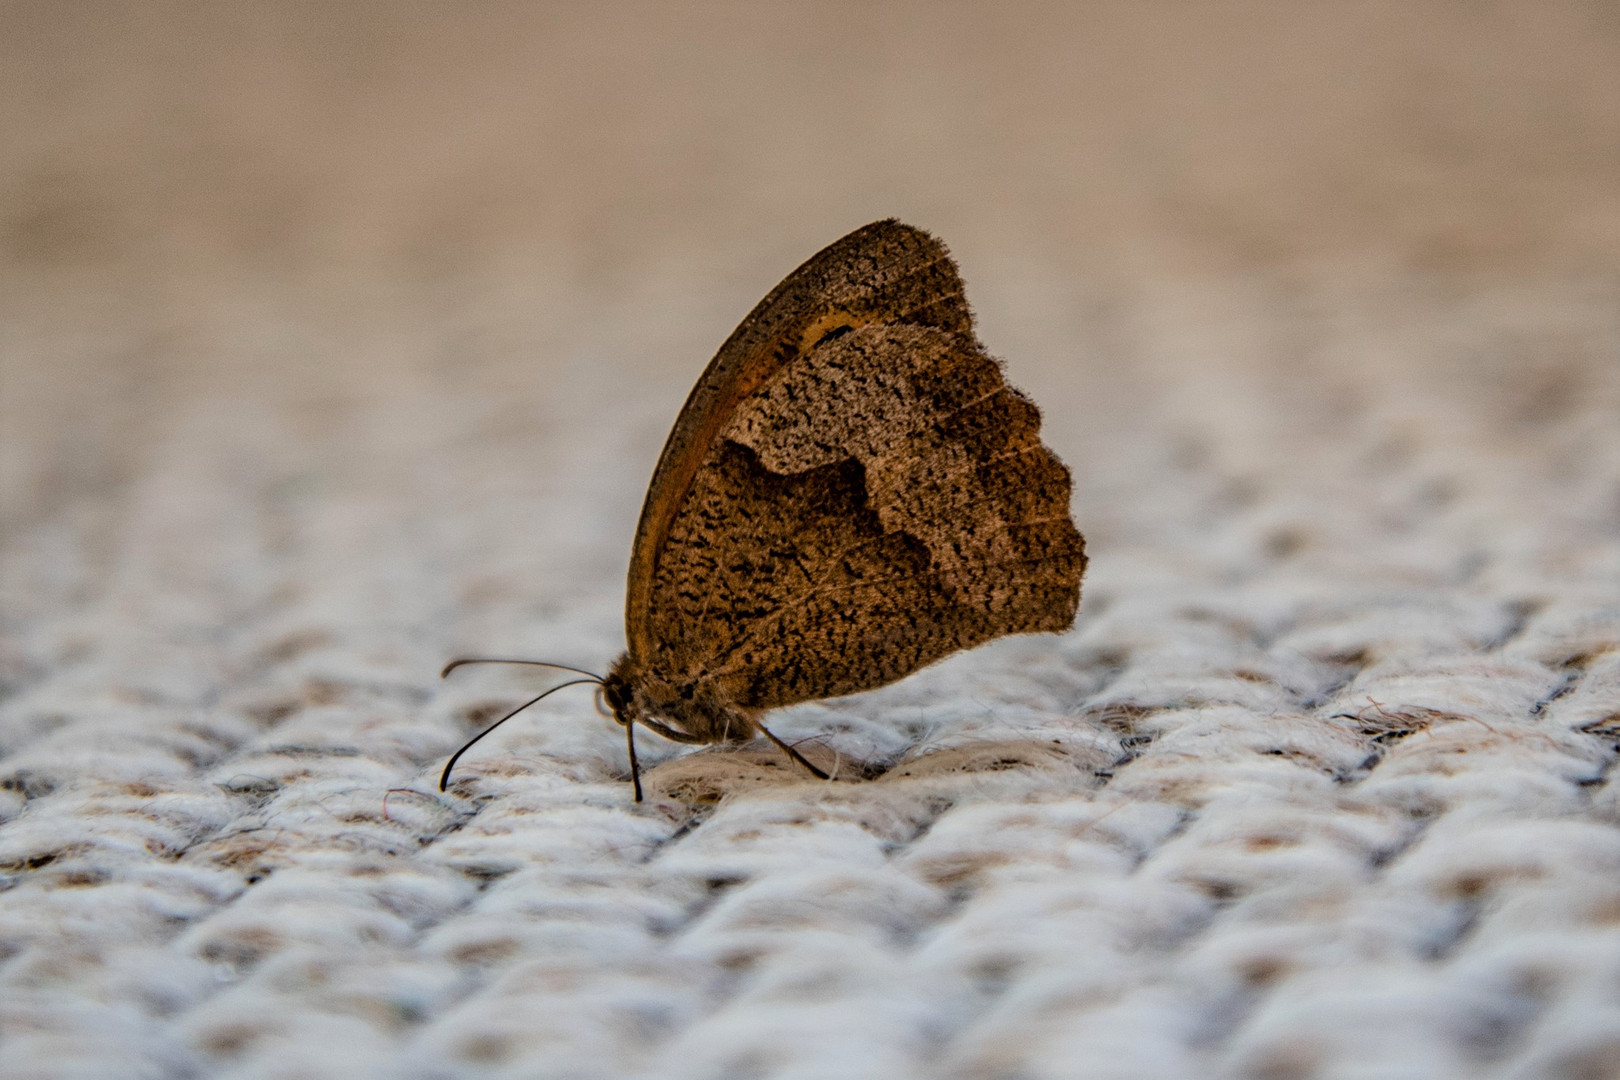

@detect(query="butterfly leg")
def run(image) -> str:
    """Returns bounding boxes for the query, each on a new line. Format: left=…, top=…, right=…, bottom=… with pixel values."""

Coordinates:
left=754, top=721, right=830, bottom=781
left=625, top=721, right=644, bottom=802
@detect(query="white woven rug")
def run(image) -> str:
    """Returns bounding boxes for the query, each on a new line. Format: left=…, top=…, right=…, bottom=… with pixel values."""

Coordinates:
left=3, top=5, right=1618, bottom=1079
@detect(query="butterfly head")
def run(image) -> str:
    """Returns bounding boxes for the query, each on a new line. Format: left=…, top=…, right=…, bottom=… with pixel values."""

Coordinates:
left=602, top=653, right=694, bottom=741
left=598, top=661, right=639, bottom=728
left=602, top=653, right=748, bottom=746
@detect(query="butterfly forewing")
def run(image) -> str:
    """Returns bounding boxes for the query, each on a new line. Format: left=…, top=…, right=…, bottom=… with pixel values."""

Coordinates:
left=625, top=220, right=975, bottom=667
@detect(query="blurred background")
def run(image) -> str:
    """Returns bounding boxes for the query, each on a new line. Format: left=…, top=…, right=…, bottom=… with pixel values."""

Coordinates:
left=7, top=1, right=1618, bottom=282
left=3, top=0, right=1618, bottom=682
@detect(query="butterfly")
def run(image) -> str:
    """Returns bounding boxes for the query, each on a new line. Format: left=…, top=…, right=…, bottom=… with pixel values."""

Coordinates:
left=441, top=220, right=1086, bottom=799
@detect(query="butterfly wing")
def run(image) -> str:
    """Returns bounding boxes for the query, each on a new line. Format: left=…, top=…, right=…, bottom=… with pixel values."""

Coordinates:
left=626, top=221, right=1084, bottom=708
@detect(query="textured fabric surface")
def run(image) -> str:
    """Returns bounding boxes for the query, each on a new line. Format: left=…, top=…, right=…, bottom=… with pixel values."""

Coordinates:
left=3, top=5, right=1620, bottom=1079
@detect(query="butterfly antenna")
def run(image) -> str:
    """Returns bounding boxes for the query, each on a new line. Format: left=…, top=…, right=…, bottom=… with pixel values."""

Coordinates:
left=441, top=658, right=606, bottom=681
left=439, top=677, right=601, bottom=791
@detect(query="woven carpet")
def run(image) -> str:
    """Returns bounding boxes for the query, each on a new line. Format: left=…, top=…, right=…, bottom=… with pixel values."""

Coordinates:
left=3, top=4, right=1618, bottom=1078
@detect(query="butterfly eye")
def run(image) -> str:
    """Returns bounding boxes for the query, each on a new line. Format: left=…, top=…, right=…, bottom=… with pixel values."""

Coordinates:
left=594, top=685, right=613, bottom=719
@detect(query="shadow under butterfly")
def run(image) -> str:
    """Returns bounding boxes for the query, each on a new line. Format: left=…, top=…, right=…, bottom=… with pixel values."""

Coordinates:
left=440, top=219, right=1087, bottom=800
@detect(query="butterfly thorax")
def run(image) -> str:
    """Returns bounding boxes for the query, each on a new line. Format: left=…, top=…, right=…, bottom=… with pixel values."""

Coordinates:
left=603, top=652, right=758, bottom=746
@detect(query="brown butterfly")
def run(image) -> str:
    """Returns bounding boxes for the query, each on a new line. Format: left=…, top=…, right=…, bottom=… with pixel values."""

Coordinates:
left=441, top=220, right=1086, bottom=799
